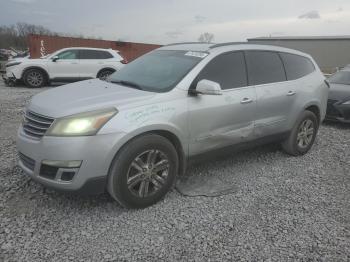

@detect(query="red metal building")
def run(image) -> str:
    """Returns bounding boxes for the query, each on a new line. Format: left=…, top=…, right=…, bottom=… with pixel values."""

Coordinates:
left=28, top=34, right=162, bottom=61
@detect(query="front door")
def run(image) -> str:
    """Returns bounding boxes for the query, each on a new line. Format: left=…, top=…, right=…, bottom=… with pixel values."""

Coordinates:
left=188, top=51, right=257, bottom=155
left=47, top=49, right=80, bottom=80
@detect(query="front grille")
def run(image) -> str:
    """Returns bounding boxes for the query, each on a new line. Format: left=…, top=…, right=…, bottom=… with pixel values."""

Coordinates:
left=326, top=99, right=342, bottom=117
left=23, top=110, right=54, bottom=138
left=19, top=152, right=35, bottom=171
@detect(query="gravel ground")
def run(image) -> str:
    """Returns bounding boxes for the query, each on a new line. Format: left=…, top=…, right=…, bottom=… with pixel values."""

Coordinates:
left=0, top=81, right=349, bottom=261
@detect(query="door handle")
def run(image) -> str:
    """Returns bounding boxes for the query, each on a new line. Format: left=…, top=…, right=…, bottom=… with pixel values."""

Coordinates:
left=240, top=97, right=253, bottom=104
left=287, top=91, right=296, bottom=96
left=70, top=62, right=78, bottom=65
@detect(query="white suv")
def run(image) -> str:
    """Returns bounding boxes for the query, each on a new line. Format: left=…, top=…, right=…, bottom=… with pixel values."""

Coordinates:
left=3, top=47, right=126, bottom=88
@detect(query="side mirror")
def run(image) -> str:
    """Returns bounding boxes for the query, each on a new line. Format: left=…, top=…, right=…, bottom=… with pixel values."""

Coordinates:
left=51, top=55, right=59, bottom=62
left=195, top=79, right=222, bottom=95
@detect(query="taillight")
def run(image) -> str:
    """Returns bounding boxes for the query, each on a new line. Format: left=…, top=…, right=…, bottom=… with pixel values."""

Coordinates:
left=121, top=59, right=128, bottom=64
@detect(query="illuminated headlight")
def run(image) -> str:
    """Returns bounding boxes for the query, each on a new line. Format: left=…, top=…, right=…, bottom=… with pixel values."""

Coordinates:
left=46, top=108, right=117, bottom=136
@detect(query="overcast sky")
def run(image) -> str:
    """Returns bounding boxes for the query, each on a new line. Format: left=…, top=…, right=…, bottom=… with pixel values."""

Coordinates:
left=1, top=0, right=350, bottom=44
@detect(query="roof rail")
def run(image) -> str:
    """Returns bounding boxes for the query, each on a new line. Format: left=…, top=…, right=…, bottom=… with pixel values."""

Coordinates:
left=165, top=42, right=209, bottom=47
left=209, top=42, right=250, bottom=49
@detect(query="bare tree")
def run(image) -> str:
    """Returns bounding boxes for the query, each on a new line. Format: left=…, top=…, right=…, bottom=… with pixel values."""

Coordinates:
left=198, top=32, right=215, bottom=43
left=0, top=22, right=55, bottom=50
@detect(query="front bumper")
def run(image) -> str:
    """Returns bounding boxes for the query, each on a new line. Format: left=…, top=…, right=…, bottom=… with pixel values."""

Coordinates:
left=17, top=127, right=126, bottom=194
left=2, top=72, right=18, bottom=86
left=326, top=100, right=350, bottom=123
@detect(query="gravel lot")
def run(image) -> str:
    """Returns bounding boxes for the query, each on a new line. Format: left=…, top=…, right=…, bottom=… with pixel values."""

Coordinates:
left=0, top=80, right=349, bottom=261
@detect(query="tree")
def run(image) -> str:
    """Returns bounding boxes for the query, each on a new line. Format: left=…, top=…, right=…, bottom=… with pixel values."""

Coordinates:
left=0, top=22, right=55, bottom=50
left=198, top=32, right=215, bottom=43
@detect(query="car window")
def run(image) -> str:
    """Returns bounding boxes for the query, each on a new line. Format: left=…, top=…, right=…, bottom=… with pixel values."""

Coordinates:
left=99, top=51, right=113, bottom=59
left=57, top=50, right=78, bottom=60
left=280, top=53, right=315, bottom=80
left=195, top=51, right=247, bottom=90
left=79, top=50, right=113, bottom=59
left=328, top=71, right=350, bottom=85
left=79, top=50, right=100, bottom=59
left=245, top=51, right=286, bottom=85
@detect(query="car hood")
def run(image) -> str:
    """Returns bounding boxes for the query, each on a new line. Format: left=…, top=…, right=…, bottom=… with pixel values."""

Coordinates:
left=329, top=83, right=350, bottom=102
left=28, top=79, right=156, bottom=118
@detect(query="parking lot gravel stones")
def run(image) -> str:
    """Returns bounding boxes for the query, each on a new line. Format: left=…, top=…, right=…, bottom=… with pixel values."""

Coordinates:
left=0, top=81, right=349, bottom=261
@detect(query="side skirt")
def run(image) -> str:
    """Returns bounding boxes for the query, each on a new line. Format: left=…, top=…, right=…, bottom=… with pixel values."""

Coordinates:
left=187, top=131, right=290, bottom=166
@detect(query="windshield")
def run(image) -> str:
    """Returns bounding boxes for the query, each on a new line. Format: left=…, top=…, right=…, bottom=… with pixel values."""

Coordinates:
left=109, top=50, right=205, bottom=92
left=328, top=71, right=350, bottom=85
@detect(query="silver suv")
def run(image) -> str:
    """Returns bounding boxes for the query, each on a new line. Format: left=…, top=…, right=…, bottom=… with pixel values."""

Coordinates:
left=17, top=43, right=328, bottom=208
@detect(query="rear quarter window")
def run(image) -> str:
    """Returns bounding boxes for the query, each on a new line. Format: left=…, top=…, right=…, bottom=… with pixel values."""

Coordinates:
left=279, top=53, right=315, bottom=80
left=100, top=51, right=113, bottom=59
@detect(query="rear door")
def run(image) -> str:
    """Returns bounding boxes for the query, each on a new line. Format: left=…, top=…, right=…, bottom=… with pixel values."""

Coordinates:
left=79, top=50, right=113, bottom=79
left=245, top=50, right=295, bottom=136
left=188, top=51, right=257, bottom=155
left=47, top=49, right=80, bottom=80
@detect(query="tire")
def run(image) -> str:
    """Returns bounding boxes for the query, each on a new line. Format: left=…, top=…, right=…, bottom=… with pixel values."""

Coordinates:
left=107, top=134, right=179, bottom=209
left=282, top=110, right=319, bottom=156
left=23, top=68, right=47, bottom=88
left=97, top=69, right=115, bottom=81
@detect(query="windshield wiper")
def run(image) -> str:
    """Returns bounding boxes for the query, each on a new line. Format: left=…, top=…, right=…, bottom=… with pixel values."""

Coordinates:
left=111, top=80, right=143, bottom=90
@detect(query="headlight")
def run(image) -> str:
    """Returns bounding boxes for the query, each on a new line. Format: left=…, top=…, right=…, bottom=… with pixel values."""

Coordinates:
left=343, top=100, right=350, bottom=105
left=46, top=108, right=117, bottom=136
left=6, top=61, right=22, bottom=67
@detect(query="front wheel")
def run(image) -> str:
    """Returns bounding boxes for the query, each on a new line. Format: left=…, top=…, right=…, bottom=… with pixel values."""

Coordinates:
left=282, top=110, right=319, bottom=156
left=107, top=134, right=179, bottom=208
left=23, top=69, right=47, bottom=88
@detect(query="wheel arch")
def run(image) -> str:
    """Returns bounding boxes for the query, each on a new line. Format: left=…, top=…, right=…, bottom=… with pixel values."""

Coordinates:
left=96, top=67, right=116, bottom=78
left=108, top=128, right=187, bottom=178
left=22, top=66, right=49, bottom=81
left=304, top=103, right=321, bottom=125
left=147, top=130, right=187, bottom=176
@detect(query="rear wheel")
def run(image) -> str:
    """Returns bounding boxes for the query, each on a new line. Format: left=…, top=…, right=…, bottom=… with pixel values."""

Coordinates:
left=282, top=110, right=319, bottom=156
left=107, top=134, right=179, bottom=208
left=97, top=69, right=115, bottom=81
left=23, top=69, right=47, bottom=88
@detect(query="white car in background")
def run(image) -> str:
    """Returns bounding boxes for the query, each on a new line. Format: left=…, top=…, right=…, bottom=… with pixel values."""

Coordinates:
left=3, top=47, right=127, bottom=87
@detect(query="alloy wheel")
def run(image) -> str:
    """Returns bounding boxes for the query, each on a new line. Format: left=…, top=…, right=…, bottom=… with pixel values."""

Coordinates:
left=27, top=71, right=43, bottom=87
left=297, top=119, right=314, bottom=149
left=126, top=149, right=170, bottom=198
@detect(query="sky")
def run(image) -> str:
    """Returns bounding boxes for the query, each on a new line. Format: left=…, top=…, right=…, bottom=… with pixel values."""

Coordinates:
left=1, top=0, right=350, bottom=44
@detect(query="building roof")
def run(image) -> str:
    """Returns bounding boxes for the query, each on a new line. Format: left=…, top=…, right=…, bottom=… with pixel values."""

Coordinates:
left=248, top=36, right=350, bottom=41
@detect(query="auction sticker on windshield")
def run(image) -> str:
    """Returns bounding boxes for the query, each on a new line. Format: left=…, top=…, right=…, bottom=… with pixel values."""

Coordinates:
left=185, top=51, right=208, bottom=58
